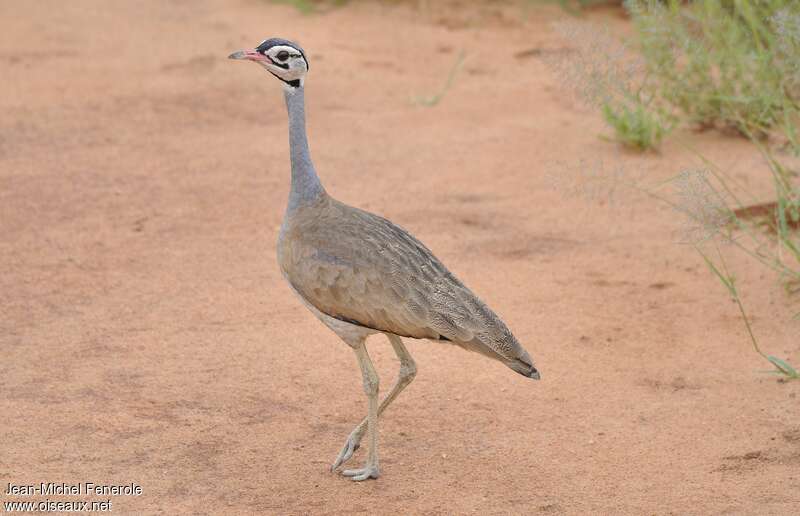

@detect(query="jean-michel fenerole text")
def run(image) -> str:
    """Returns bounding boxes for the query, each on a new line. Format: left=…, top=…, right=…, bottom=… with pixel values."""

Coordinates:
left=5, top=482, right=143, bottom=496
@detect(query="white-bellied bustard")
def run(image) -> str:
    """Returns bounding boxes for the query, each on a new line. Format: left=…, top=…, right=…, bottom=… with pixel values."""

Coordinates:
left=229, top=38, right=539, bottom=481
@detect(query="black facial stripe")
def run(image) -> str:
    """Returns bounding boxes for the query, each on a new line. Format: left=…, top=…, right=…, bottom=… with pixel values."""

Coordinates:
left=266, top=55, right=290, bottom=69
left=268, top=70, right=301, bottom=88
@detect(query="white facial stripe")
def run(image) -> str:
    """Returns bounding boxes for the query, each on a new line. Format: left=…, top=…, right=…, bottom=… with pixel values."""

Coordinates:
left=268, top=45, right=301, bottom=58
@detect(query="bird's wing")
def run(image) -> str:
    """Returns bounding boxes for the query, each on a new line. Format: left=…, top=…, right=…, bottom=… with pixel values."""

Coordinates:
left=279, top=200, right=526, bottom=364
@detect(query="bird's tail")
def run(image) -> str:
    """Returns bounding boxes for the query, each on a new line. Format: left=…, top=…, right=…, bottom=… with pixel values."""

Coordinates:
left=453, top=335, right=540, bottom=380
left=440, top=330, right=539, bottom=380
left=507, top=349, right=540, bottom=380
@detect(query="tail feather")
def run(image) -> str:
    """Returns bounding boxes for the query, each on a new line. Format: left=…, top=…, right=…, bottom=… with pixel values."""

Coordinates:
left=507, top=353, right=540, bottom=380
left=448, top=335, right=540, bottom=380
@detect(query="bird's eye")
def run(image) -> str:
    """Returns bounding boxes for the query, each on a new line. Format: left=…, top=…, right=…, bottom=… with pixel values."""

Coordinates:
left=276, top=50, right=290, bottom=61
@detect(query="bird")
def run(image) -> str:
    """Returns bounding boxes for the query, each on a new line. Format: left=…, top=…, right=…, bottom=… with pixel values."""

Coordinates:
left=229, top=38, right=539, bottom=481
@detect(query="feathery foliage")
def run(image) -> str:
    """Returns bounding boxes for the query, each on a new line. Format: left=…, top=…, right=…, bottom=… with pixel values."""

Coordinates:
left=546, top=1, right=800, bottom=377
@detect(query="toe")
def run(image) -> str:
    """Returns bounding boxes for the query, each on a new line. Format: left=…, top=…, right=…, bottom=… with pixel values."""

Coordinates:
left=331, top=441, right=356, bottom=471
left=342, top=467, right=379, bottom=481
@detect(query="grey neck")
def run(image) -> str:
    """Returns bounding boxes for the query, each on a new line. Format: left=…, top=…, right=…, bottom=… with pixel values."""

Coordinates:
left=283, top=85, right=326, bottom=211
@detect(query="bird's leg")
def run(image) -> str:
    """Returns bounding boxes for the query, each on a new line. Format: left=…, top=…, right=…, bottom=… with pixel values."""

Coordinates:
left=332, top=335, right=416, bottom=471
left=340, top=340, right=381, bottom=481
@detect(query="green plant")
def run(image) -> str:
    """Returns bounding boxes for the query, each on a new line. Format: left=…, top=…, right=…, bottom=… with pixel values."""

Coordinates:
left=700, top=243, right=798, bottom=379
left=601, top=101, right=670, bottom=150
left=668, top=159, right=799, bottom=378
left=525, top=0, right=627, bottom=16
left=616, top=1, right=800, bottom=378
left=626, top=0, right=800, bottom=137
left=546, top=153, right=799, bottom=377
left=414, top=51, right=466, bottom=107
left=545, top=20, right=675, bottom=150
left=270, top=0, right=317, bottom=14
left=269, top=0, right=349, bottom=14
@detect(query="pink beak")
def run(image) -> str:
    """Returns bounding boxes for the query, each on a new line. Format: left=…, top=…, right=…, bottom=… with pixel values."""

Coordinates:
left=228, top=49, right=266, bottom=62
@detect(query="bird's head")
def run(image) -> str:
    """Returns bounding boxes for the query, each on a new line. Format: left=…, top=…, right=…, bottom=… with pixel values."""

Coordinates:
left=228, top=38, right=309, bottom=88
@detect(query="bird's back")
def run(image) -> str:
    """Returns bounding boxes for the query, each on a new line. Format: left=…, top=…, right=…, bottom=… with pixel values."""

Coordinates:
left=277, top=195, right=538, bottom=378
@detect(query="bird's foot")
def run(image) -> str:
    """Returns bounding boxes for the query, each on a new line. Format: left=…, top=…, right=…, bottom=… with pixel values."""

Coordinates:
left=341, top=463, right=380, bottom=481
left=330, top=427, right=365, bottom=471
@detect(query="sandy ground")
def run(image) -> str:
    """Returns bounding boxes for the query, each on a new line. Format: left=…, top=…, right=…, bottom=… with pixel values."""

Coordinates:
left=2, top=1, right=799, bottom=514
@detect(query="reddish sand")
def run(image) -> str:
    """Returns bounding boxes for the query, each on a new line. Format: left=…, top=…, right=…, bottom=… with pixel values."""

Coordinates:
left=1, top=1, right=798, bottom=514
